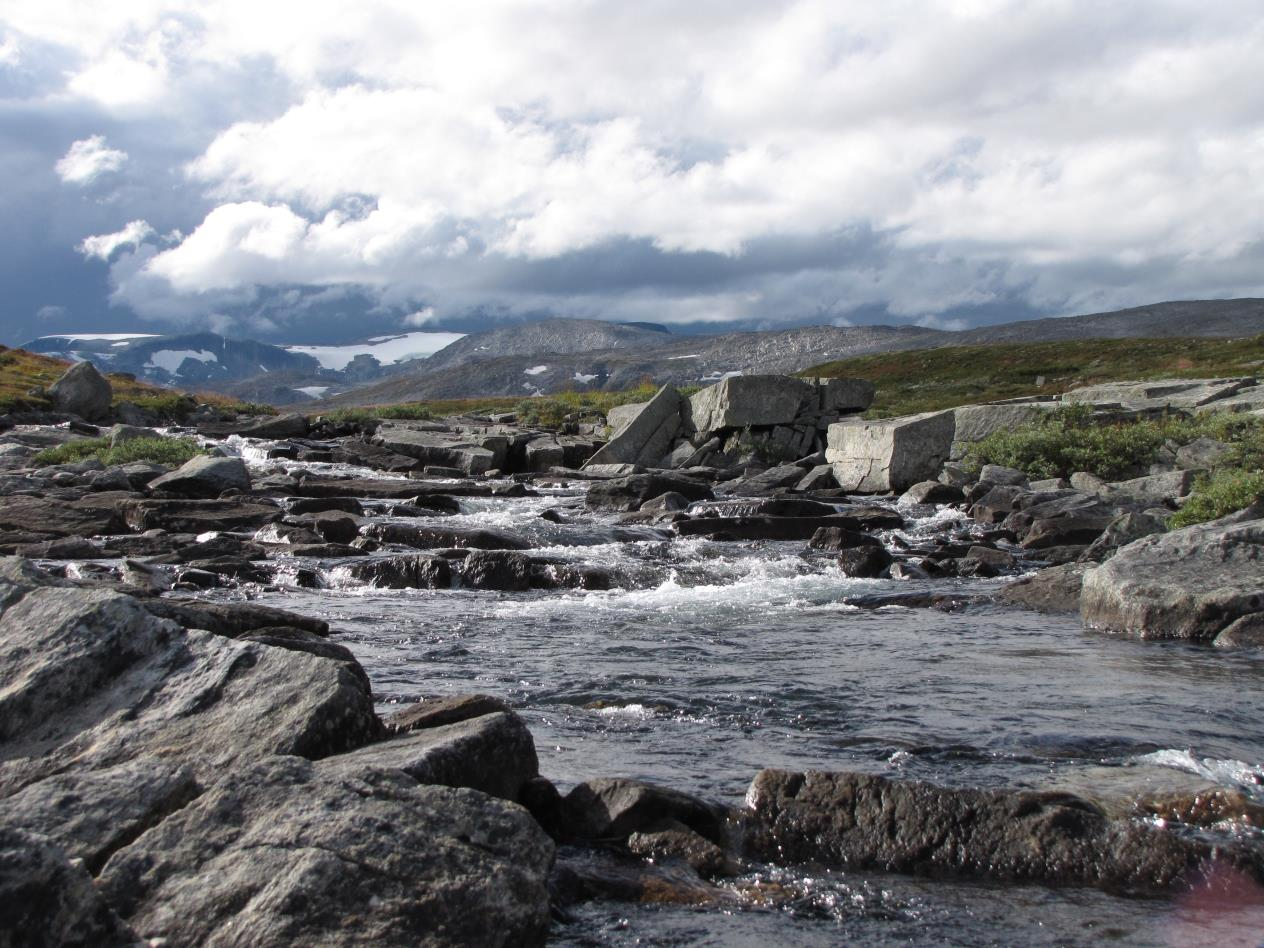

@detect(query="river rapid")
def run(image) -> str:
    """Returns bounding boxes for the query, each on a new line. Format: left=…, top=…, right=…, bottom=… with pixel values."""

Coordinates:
left=209, top=450, right=1264, bottom=946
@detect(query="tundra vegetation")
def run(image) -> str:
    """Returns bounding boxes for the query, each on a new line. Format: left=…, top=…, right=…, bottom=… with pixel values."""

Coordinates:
left=805, top=334, right=1264, bottom=417
left=963, top=405, right=1264, bottom=527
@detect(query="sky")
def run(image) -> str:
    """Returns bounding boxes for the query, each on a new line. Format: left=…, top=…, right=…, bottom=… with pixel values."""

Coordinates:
left=2, top=0, right=1263, bottom=346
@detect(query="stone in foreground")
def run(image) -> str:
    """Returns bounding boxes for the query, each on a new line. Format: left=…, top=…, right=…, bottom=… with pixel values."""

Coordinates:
left=97, top=756, right=553, bottom=948
left=0, top=561, right=381, bottom=794
left=147, top=454, right=252, bottom=498
left=685, top=375, right=817, bottom=436
left=826, top=410, right=956, bottom=493
left=744, top=769, right=1253, bottom=893
left=1080, top=513, right=1264, bottom=639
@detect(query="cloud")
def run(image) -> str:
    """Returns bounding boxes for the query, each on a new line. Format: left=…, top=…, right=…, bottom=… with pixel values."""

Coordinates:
left=55, top=135, right=129, bottom=185
left=35, top=304, right=66, bottom=321
left=402, top=307, right=437, bottom=327
left=78, top=220, right=155, bottom=260
left=7, top=1, right=1264, bottom=338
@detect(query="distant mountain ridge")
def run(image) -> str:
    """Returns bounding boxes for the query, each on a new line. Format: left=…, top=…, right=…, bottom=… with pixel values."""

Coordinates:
left=422, top=319, right=672, bottom=370
left=313, top=298, right=1264, bottom=405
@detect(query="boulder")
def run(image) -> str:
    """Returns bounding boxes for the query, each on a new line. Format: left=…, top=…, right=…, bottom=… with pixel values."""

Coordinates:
left=459, top=550, right=533, bottom=591
left=978, top=464, right=1029, bottom=487
left=1062, top=377, right=1256, bottom=411
left=727, top=464, right=807, bottom=496
left=836, top=546, right=893, bottom=578
left=239, top=412, right=309, bottom=440
left=372, top=423, right=497, bottom=475
left=523, top=438, right=565, bottom=472
left=1081, top=515, right=1264, bottom=640
left=586, top=473, right=714, bottom=511
left=1080, top=512, right=1168, bottom=562
left=386, top=694, right=512, bottom=733
left=361, top=522, right=533, bottom=551
left=1105, top=470, right=1195, bottom=506
left=584, top=385, right=682, bottom=468
left=796, top=464, right=837, bottom=491
left=47, top=361, right=113, bottom=423
left=997, top=562, right=1091, bottom=613
left=137, top=598, right=329, bottom=638
left=743, top=769, right=1252, bottom=893
left=0, top=495, right=124, bottom=538
left=342, top=554, right=452, bottom=589
left=685, top=376, right=816, bottom=436
left=0, top=827, right=137, bottom=946
left=96, top=756, right=553, bottom=947
left=807, top=527, right=884, bottom=551
left=805, top=377, right=875, bottom=413
left=561, top=777, right=729, bottom=846
left=147, top=455, right=251, bottom=498
left=899, top=481, right=965, bottom=505
left=1176, top=437, right=1232, bottom=471
left=117, top=498, right=280, bottom=533
left=1214, top=614, right=1264, bottom=648
left=320, top=711, right=538, bottom=800
left=0, top=568, right=382, bottom=794
left=826, top=411, right=955, bottom=493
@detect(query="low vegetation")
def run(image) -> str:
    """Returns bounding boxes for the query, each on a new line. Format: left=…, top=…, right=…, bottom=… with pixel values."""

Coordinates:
left=963, top=406, right=1264, bottom=527
left=33, top=435, right=207, bottom=468
left=0, top=345, right=277, bottom=419
left=803, top=334, right=1264, bottom=418
left=323, top=382, right=687, bottom=429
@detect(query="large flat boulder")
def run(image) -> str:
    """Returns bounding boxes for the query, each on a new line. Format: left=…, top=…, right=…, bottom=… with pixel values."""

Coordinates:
left=0, top=495, right=124, bottom=537
left=585, top=385, right=682, bottom=468
left=117, top=497, right=281, bottom=533
left=147, top=455, right=251, bottom=498
left=1062, top=377, right=1256, bottom=411
left=96, top=756, right=554, bottom=948
left=744, top=769, right=1255, bottom=893
left=826, top=411, right=955, bottom=493
left=372, top=423, right=498, bottom=475
left=685, top=375, right=816, bottom=436
left=1080, top=514, right=1264, bottom=640
left=586, top=473, right=714, bottom=511
left=0, top=562, right=382, bottom=795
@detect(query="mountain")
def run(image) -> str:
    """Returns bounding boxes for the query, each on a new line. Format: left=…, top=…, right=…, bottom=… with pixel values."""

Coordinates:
left=422, top=319, right=671, bottom=371
left=311, top=298, right=1264, bottom=406
left=948, top=299, right=1264, bottom=345
left=21, top=329, right=465, bottom=404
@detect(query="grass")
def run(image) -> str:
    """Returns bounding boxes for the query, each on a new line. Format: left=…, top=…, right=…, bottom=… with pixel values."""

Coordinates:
left=802, top=335, right=1264, bottom=418
left=32, top=435, right=207, bottom=468
left=323, top=383, right=687, bottom=429
left=962, top=406, right=1264, bottom=526
left=0, top=345, right=277, bottom=420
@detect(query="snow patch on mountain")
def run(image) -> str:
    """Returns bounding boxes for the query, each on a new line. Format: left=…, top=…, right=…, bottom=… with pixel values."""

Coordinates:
left=145, top=349, right=218, bottom=374
left=523, top=365, right=549, bottom=376
left=286, top=331, right=464, bottom=371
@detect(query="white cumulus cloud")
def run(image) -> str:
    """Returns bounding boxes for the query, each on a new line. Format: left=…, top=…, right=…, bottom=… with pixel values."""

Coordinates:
left=78, top=220, right=155, bottom=260
left=55, top=135, right=129, bottom=185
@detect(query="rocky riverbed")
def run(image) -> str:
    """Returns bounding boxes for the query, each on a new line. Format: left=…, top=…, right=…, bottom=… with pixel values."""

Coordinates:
left=1, top=364, right=1263, bottom=946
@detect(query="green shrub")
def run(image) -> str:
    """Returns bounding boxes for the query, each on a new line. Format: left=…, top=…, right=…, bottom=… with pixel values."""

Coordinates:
left=34, top=436, right=205, bottom=468
left=32, top=438, right=110, bottom=466
left=1171, top=470, right=1264, bottom=528
left=963, top=405, right=1173, bottom=480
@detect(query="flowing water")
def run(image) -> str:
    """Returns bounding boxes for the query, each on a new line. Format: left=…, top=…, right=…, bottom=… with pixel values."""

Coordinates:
left=206, top=452, right=1264, bottom=945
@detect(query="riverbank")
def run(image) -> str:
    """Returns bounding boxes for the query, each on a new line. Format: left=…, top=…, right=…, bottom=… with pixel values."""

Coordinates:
left=1, top=362, right=1262, bottom=945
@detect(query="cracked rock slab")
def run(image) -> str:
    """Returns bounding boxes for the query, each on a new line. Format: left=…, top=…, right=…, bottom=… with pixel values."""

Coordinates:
left=97, top=756, right=554, bottom=947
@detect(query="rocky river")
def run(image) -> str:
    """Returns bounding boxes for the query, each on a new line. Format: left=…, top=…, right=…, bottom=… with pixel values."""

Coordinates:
left=2, top=364, right=1264, bottom=946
